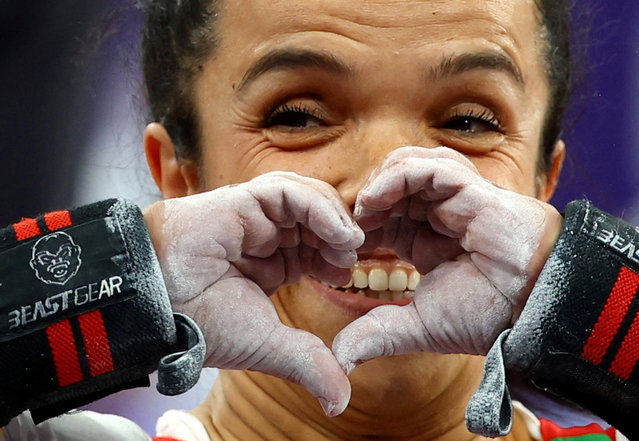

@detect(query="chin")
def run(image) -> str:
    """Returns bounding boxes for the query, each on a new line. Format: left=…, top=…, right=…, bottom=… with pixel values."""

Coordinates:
left=352, top=351, right=478, bottom=401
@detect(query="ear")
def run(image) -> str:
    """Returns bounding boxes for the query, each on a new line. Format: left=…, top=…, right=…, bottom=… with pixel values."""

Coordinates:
left=144, top=122, right=200, bottom=198
left=535, top=140, right=566, bottom=203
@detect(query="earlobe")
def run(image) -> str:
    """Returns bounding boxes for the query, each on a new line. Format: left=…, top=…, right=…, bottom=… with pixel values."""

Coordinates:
left=536, top=140, right=566, bottom=202
left=144, top=123, right=200, bottom=198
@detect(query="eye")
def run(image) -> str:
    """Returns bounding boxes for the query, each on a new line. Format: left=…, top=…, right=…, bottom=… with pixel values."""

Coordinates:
left=58, top=245, right=72, bottom=258
left=36, top=252, right=54, bottom=265
left=442, top=109, right=500, bottom=134
left=263, top=103, right=324, bottom=130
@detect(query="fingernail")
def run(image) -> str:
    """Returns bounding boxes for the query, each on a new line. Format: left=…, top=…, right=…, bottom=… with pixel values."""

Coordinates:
left=344, top=361, right=355, bottom=376
left=319, top=398, right=337, bottom=417
left=353, top=204, right=362, bottom=217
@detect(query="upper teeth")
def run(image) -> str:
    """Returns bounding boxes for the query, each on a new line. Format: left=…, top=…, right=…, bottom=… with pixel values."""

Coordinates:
left=347, top=264, right=421, bottom=292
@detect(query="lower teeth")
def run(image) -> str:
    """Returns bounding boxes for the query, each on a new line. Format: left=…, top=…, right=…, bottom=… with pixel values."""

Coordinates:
left=343, top=288, right=414, bottom=300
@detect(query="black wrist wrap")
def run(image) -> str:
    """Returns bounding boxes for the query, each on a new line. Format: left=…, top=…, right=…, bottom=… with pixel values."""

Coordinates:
left=466, top=200, right=639, bottom=438
left=0, top=199, right=204, bottom=426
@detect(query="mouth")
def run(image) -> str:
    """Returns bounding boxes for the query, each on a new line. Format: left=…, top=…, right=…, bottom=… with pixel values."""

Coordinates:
left=333, top=260, right=421, bottom=300
left=308, top=249, right=422, bottom=316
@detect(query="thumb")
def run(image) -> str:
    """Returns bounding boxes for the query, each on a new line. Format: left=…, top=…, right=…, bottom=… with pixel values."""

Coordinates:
left=253, top=325, right=352, bottom=417
left=332, top=304, right=431, bottom=375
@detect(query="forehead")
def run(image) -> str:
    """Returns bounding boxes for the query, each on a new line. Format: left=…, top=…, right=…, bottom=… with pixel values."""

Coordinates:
left=39, top=234, right=70, bottom=248
left=223, top=0, right=534, bottom=30
left=215, top=0, right=542, bottom=64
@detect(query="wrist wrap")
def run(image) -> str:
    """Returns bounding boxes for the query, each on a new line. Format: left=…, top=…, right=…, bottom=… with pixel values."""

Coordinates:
left=0, top=199, right=204, bottom=426
left=466, top=200, right=639, bottom=438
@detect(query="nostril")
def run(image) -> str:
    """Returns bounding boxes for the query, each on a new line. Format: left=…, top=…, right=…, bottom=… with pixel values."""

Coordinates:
left=332, top=167, right=374, bottom=216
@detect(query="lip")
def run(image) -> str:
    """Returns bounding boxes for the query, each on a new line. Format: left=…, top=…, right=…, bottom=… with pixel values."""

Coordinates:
left=306, top=275, right=413, bottom=317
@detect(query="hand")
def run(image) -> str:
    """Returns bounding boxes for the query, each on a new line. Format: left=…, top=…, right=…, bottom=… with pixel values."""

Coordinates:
left=333, top=146, right=563, bottom=373
left=144, top=172, right=364, bottom=416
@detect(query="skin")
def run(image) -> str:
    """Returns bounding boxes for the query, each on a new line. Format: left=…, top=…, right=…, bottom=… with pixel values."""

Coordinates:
left=144, top=0, right=566, bottom=439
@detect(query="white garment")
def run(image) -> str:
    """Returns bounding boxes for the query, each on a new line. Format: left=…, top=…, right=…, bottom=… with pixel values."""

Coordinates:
left=1, top=410, right=150, bottom=441
left=514, top=401, right=543, bottom=441
left=156, top=410, right=210, bottom=441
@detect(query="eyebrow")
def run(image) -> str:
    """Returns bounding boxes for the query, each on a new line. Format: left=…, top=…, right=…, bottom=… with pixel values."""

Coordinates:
left=429, top=52, right=524, bottom=86
left=237, top=49, right=352, bottom=92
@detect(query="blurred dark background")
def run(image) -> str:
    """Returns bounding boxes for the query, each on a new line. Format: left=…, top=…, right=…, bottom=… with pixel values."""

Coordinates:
left=552, top=1, right=639, bottom=217
left=0, top=0, right=638, bottom=221
left=0, top=0, right=147, bottom=225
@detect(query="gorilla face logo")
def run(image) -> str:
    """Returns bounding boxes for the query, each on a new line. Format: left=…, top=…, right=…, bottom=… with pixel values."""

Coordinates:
left=30, top=232, right=82, bottom=285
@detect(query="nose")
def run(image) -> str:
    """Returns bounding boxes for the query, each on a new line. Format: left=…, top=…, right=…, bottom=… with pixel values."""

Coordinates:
left=335, top=118, right=437, bottom=212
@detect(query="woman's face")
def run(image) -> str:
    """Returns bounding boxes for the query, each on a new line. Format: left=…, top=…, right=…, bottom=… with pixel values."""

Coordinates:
left=153, top=0, right=562, bottom=419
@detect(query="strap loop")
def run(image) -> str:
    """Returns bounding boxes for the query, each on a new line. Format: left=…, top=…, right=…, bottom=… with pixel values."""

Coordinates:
left=157, top=313, right=206, bottom=395
left=465, top=329, right=513, bottom=437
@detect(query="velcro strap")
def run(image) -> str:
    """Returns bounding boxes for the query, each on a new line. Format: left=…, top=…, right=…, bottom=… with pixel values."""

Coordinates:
left=0, top=199, right=203, bottom=426
left=466, top=200, right=639, bottom=438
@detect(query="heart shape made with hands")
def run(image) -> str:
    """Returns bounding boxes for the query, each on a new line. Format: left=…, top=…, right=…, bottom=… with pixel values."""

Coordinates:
left=145, top=146, right=563, bottom=417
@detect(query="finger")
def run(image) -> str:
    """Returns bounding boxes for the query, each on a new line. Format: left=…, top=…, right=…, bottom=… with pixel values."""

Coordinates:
left=428, top=185, right=547, bottom=266
left=361, top=213, right=463, bottom=275
left=407, top=193, right=430, bottom=221
left=332, top=303, right=430, bottom=375
left=377, top=146, right=478, bottom=171
left=196, top=191, right=282, bottom=259
left=162, top=195, right=246, bottom=263
left=408, top=226, right=463, bottom=274
left=357, top=227, right=384, bottom=254
left=384, top=216, right=419, bottom=261
left=251, top=325, right=352, bottom=417
left=242, top=223, right=301, bottom=257
left=250, top=172, right=364, bottom=248
left=191, top=277, right=351, bottom=416
left=237, top=243, right=356, bottom=293
left=409, top=258, right=513, bottom=354
left=279, top=244, right=358, bottom=288
left=278, top=247, right=304, bottom=286
left=307, top=198, right=364, bottom=248
left=279, top=225, right=301, bottom=248
left=354, top=208, right=393, bottom=232
left=233, top=253, right=287, bottom=295
left=356, top=217, right=402, bottom=255
left=385, top=214, right=460, bottom=271
left=425, top=186, right=488, bottom=237
left=299, top=243, right=352, bottom=286
left=319, top=246, right=358, bottom=269
left=354, top=148, right=477, bottom=231
left=300, top=228, right=359, bottom=267
left=356, top=155, right=482, bottom=224
left=359, top=158, right=469, bottom=208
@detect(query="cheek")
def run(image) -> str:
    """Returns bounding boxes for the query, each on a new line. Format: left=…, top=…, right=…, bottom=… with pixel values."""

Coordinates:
left=198, top=136, right=250, bottom=189
left=272, top=280, right=356, bottom=345
left=199, top=136, right=357, bottom=191
left=469, top=148, right=539, bottom=196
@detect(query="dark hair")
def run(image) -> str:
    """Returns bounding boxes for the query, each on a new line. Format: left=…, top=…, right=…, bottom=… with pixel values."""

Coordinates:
left=143, top=0, right=574, bottom=171
left=143, top=0, right=221, bottom=161
left=535, top=0, right=574, bottom=173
